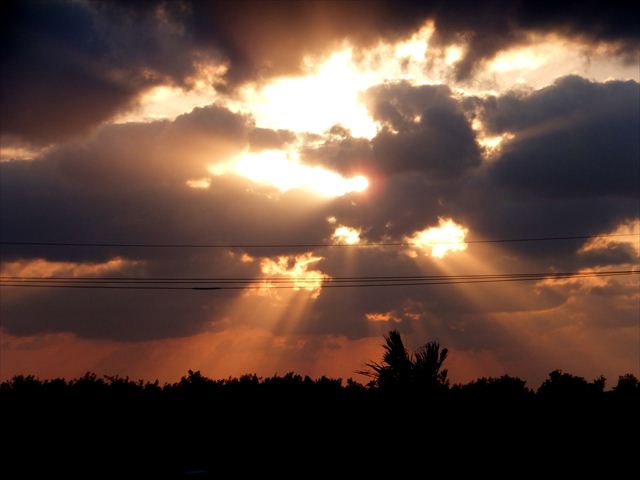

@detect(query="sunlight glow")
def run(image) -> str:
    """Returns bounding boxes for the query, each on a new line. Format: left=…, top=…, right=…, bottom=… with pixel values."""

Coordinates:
left=185, top=178, right=211, bottom=189
left=365, top=312, right=401, bottom=323
left=211, top=149, right=368, bottom=197
left=259, top=253, right=329, bottom=298
left=234, top=24, right=436, bottom=139
left=445, top=46, right=464, bottom=65
left=394, top=23, right=433, bottom=62
left=238, top=49, right=378, bottom=138
left=477, top=132, right=515, bottom=158
left=0, top=257, right=140, bottom=278
left=114, top=64, right=226, bottom=123
left=0, top=144, right=50, bottom=162
left=579, top=219, right=640, bottom=256
left=332, top=225, right=361, bottom=245
left=490, top=47, right=549, bottom=72
left=407, top=218, right=469, bottom=258
left=111, top=26, right=638, bottom=137
left=472, top=119, right=515, bottom=160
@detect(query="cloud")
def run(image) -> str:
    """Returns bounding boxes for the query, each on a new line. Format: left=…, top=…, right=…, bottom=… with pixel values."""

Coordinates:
left=366, top=82, right=482, bottom=179
left=1, top=76, right=637, bottom=386
left=0, top=0, right=202, bottom=144
left=185, top=0, right=640, bottom=84
left=462, top=76, right=639, bottom=264
left=424, top=0, right=640, bottom=80
left=0, top=103, right=366, bottom=340
left=4, top=1, right=638, bottom=145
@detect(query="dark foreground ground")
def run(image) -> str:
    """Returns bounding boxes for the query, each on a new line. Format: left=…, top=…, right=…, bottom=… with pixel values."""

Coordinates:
left=2, top=371, right=638, bottom=477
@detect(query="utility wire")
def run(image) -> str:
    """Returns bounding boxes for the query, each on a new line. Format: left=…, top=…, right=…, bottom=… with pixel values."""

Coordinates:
left=0, top=233, right=637, bottom=249
left=0, top=270, right=635, bottom=284
left=1, top=271, right=636, bottom=291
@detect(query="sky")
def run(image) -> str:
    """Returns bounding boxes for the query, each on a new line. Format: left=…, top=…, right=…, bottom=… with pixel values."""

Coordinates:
left=1, top=0, right=638, bottom=387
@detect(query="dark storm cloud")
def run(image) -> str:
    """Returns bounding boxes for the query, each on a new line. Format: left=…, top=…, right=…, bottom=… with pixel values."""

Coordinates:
left=0, top=0, right=197, bottom=144
left=483, top=76, right=639, bottom=197
left=366, top=82, right=482, bottom=179
left=461, top=76, right=639, bottom=264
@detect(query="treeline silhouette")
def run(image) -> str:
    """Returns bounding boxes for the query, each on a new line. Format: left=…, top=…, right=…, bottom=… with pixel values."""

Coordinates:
left=2, top=330, right=638, bottom=477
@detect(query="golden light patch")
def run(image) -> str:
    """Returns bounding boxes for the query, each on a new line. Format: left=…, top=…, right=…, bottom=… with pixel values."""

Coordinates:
left=365, top=312, right=401, bottom=323
left=0, top=257, right=141, bottom=278
left=472, top=119, right=514, bottom=160
left=394, top=22, right=433, bottom=62
left=407, top=218, right=469, bottom=258
left=445, top=45, right=464, bottom=65
left=232, top=23, right=437, bottom=139
left=490, top=48, right=549, bottom=72
left=237, top=49, right=378, bottom=138
left=536, top=266, right=639, bottom=289
left=477, top=132, right=515, bottom=158
left=114, top=63, right=226, bottom=123
left=0, top=144, right=50, bottom=162
left=211, top=149, right=368, bottom=197
left=240, top=253, right=255, bottom=263
left=476, top=34, right=640, bottom=91
left=332, top=225, right=361, bottom=245
left=258, top=252, right=329, bottom=298
left=185, top=177, right=211, bottom=189
left=579, top=219, right=640, bottom=256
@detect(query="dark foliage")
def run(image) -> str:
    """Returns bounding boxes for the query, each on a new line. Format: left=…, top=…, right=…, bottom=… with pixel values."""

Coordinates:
left=1, top=331, right=638, bottom=476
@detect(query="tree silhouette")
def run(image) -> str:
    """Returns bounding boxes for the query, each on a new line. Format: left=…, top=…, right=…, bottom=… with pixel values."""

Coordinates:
left=363, top=329, right=449, bottom=392
left=2, top=336, right=639, bottom=477
left=537, top=369, right=606, bottom=400
left=413, top=339, right=449, bottom=390
left=612, top=373, right=640, bottom=397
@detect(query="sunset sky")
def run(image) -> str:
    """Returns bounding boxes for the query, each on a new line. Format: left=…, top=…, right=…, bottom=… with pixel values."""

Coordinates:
left=1, top=0, right=638, bottom=386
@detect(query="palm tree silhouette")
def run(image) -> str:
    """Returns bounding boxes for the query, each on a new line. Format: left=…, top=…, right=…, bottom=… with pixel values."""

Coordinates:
left=363, top=330, right=449, bottom=391
left=413, top=339, right=449, bottom=389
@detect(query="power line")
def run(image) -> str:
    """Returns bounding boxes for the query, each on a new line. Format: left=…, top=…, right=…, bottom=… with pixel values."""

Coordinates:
left=1, top=271, right=636, bottom=291
left=0, top=233, right=637, bottom=249
left=0, top=270, right=635, bottom=284
left=0, top=284, right=220, bottom=290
